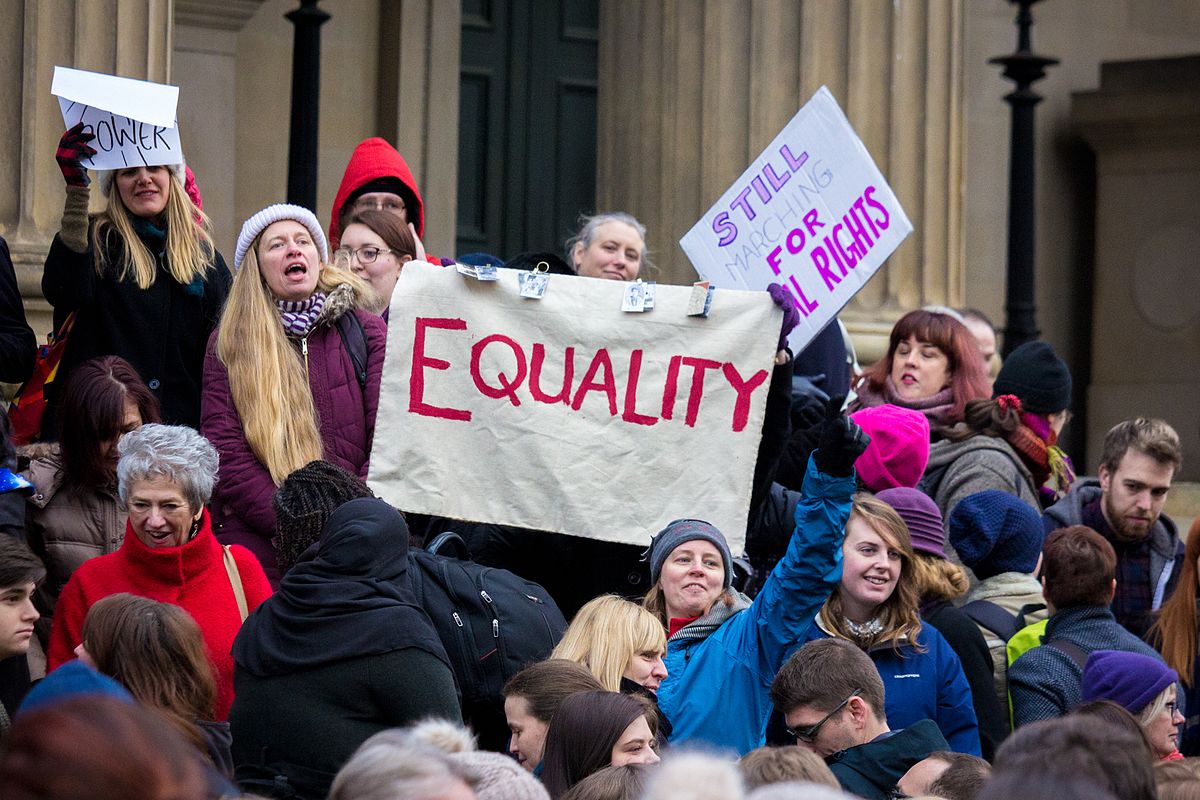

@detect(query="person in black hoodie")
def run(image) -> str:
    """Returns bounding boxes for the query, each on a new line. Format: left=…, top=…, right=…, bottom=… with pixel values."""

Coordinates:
left=229, top=495, right=460, bottom=800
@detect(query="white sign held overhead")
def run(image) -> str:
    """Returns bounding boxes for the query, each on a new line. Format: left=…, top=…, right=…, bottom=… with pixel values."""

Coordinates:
left=679, top=86, right=913, bottom=356
left=51, top=66, right=183, bottom=170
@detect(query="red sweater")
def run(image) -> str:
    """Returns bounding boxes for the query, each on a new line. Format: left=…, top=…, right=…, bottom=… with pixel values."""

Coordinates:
left=47, top=510, right=271, bottom=720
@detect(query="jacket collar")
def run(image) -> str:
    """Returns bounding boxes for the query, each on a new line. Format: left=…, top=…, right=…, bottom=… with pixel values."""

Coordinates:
left=117, top=509, right=221, bottom=586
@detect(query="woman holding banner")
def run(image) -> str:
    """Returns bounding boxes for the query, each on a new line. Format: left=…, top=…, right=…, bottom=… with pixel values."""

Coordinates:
left=40, top=124, right=230, bottom=437
left=200, top=204, right=385, bottom=582
left=851, top=309, right=990, bottom=434
left=566, top=212, right=651, bottom=282
left=641, top=397, right=868, bottom=755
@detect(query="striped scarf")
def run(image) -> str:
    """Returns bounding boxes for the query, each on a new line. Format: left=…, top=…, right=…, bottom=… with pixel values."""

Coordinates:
left=275, top=292, right=327, bottom=337
left=1006, top=411, right=1077, bottom=506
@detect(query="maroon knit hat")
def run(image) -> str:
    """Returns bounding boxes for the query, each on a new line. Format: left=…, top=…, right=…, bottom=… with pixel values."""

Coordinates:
left=849, top=405, right=930, bottom=492
left=876, top=487, right=946, bottom=559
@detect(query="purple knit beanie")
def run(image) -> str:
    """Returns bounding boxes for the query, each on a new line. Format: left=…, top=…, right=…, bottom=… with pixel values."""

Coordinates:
left=876, top=487, right=946, bottom=559
left=849, top=405, right=930, bottom=492
left=1081, top=650, right=1178, bottom=715
left=947, top=490, right=1045, bottom=580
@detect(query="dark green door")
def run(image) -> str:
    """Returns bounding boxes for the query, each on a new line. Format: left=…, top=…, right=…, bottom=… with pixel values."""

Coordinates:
left=457, top=0, right=598, bottom=261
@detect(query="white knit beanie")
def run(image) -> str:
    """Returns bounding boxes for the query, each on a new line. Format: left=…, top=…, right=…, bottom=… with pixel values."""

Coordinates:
left=234, top=203, right=330, bottom=272
left=95, top=163, right=186, bottom=199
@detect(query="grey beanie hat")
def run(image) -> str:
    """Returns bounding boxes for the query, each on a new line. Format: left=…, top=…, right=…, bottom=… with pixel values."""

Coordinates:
left=649, top=518, right=733, bottom=590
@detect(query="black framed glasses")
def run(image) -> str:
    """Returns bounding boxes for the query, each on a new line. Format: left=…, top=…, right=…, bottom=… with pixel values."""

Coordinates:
left=335, top=245, right=394, bottom=265
left=786, top=690, right=859, bottom=743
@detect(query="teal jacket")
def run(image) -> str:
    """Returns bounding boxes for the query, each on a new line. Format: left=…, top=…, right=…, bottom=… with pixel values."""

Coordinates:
left=656, top=456, right=853, bottom=755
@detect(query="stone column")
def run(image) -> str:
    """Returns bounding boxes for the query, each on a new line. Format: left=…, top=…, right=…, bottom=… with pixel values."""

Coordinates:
left=377, top=0, right=462, bottom=259
left=596, top=0, right=965, bottom=362
left=0, top=0, right=173, bottom=338
left=1073, top=56, right=1200, bottom=480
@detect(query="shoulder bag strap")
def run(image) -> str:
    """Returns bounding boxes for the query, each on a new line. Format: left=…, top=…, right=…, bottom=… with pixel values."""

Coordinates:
left=223, top=545, right=249, bottom=622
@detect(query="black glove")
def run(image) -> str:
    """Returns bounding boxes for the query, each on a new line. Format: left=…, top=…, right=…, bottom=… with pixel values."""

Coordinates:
left=811, top=395, right=870, bottom=478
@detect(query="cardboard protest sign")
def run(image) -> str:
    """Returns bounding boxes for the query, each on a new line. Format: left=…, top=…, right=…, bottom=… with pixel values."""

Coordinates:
left=368, top=263, right=781, bottom=553
left=52, top=67, right=182, bottom=170
left=680, top=86, right=912, bottom=355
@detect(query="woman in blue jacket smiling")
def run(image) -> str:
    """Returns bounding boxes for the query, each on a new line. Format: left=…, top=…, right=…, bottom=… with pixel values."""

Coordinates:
left=801, top=493, right=981, bottom=755
left=643, top=398, right=867, bottom=755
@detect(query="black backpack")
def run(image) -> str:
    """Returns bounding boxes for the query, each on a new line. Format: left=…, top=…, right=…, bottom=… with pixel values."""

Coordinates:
left=407, top=538, right=567, bottom=751
left=961, top=599, right=1046, bottom=643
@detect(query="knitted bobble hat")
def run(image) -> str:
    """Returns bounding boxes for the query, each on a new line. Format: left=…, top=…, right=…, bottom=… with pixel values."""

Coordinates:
left=648, top=519, right=733, bottom=590
left=95, top=162, right=186, bottom=200
left=992, top=341, right=1072, bottom=415
left=947, top=490, right=1044, bottom=579
left=450, top=751, right=550, bottom=800
left=1081, top=650, right=1178, bottom=715
left=876, top=487, right=946, bottom=559
left=235, top=203, right=329, bottom=272
left=848, top=404, right=931, bottom=492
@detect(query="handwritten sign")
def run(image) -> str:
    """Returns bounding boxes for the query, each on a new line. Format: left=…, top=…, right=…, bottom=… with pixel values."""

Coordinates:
left=680, top=86, right=912, bottom=355
left=52, top=67, right=182, bottom=170
left=368, top=263, right=781, bottom=553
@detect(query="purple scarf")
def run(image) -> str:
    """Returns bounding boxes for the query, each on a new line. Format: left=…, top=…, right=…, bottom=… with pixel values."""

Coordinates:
left=276, top=292, right=326, bottom=337
left=853, top=376, right=959, bottom=430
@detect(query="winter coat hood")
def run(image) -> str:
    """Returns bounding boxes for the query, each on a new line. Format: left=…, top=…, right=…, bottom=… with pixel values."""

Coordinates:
left=330, top=137, right=425, bottom=248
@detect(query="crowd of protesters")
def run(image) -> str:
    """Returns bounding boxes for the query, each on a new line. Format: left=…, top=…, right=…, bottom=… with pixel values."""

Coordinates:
left=0, top=123, right=1196, bottom=800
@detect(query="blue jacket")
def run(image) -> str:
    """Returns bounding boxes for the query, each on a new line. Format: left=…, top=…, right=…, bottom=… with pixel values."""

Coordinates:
left=806, top=619, right=982, bottom=756
left=657, top=457, right=853, bottom=755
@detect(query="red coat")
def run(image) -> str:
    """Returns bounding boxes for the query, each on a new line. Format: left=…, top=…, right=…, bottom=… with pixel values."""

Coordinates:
left=329, top=137, right=437, bottom=262
left=200, top=309, right=386, bottom=582
left=47, top=510, right=271, bottom=720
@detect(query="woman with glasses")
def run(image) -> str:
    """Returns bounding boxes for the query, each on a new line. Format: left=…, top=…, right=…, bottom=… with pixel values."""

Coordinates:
left=923, top=341, right=1075, bottom=529
left=792, top=494, right=981, bottom=756
left=1079, top=650, right=1185, bottom=761
left=200, top=204, right=385, bottom=582
left=333, top=210, right=418, bottom=317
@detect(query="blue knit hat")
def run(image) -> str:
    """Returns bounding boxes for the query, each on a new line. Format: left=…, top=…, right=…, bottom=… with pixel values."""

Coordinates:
left=1081, top=650, right=1178, bottom=715
left=947, top=490, right=1045, bottom=579
left=648, top=519, right=733, bottom=590
left=17, top=661, right=134, bottom=716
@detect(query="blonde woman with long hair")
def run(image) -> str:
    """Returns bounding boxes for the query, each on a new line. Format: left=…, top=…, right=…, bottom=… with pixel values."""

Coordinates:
left=552, top=595, right=672, bottom=739
left=42, top=123, right=230, bottom=435
left=791, top=493, right=981, bottom=756
left=201, top=204, right=385, bottom=582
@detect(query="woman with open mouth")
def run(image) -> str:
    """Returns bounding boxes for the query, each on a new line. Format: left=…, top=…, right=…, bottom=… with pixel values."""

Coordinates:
left=200, top=204, right=386, bottom=584
left=41, top=123, right=231, bottom=437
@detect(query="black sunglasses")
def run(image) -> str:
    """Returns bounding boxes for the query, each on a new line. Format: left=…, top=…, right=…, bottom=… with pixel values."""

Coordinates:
left=786, top=690, right=859, bottom=743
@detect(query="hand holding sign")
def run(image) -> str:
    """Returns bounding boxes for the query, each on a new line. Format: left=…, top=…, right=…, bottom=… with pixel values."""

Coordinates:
left=55, top=122, right=97, bottom=188
left=51, top=67, right=183, bottom=171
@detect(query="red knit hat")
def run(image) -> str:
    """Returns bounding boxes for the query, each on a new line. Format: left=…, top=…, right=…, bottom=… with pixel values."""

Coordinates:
left=848, top=404, right=930, bottom=492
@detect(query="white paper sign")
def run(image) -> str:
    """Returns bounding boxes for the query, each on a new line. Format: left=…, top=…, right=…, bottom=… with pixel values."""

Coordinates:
left=52, top=66, right=182, bottom=170
left=680, top=86, right=912, bottom=355
left=368, top=263, right=781, bottom=553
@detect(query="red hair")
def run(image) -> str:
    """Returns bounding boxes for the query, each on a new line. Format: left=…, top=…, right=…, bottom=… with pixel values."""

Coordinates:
left=1149, top=514, right=1200, bottom=686
left=857, top=310, right=991, bottom=424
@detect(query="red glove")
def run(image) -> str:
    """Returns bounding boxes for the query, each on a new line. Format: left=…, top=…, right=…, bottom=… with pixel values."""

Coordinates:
left=56, top=123, right=96, bottom=188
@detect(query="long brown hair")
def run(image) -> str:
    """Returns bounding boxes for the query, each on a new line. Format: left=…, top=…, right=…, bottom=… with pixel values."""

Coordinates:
left=81, top=593, right=217, bottom=749
left=820, top=494, right=925, bottom=652
left=1149, top=515, right=1200, bottom=686
left=855, top=309, right=991, bottom=423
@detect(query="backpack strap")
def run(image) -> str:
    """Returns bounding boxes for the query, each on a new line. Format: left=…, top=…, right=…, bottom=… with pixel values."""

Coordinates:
left=961, top=599, right=1023, bottom=642
left=335, top=311, right=368, bottom=391
left=427, top=531, right=471, bottom=561
left=223, top=545, right=249, bottom=622
left=1045, top=638, right=1090, bottom=669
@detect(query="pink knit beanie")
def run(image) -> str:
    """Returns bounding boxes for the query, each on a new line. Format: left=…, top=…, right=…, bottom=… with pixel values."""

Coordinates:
left=848, top=404, right=930, bottom=492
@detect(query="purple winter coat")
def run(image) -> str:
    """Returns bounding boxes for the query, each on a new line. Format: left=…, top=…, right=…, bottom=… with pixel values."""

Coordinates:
left=201, top=308, right=386, bottom=584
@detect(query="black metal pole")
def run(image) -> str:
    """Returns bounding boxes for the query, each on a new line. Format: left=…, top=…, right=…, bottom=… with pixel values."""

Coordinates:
left=989, top=0, right=1057, bottom=357
left=285, top=0, right=330, bottom=211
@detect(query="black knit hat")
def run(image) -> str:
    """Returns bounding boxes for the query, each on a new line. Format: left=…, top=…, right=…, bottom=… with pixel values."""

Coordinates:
left=992, top=341, right=1072, bottom=415
left=272, top=460, right=375, bottom=574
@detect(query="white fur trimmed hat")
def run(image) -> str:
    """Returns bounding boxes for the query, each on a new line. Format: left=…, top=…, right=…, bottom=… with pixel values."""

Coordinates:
left=95, top=162, right=186, bottom=199
left=234, top=203, right=330, bottom=272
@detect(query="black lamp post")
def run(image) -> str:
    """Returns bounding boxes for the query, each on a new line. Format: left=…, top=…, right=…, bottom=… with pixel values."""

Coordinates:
left=285, top=0, right=330, bottom=211
left=990, top=0, right=1058, bottom=357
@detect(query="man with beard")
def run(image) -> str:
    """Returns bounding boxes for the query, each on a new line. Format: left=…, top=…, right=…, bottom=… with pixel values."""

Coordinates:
left=1043, top=418, right=1183, bottom=638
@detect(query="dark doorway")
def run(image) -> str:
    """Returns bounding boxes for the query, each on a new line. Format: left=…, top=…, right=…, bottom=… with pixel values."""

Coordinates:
left=457, top=0, right=598, bottom=261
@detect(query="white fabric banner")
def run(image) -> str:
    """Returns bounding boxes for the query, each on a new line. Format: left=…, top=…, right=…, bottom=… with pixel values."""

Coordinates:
left=368, top=263, right=781, bottom=553
left=679, top=86, right=912, bottom=355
